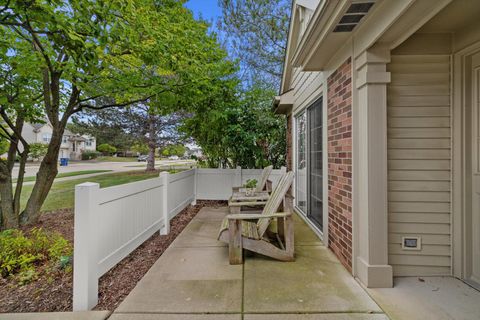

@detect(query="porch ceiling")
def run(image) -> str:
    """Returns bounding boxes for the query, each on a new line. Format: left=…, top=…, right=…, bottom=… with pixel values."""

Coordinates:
left=417, top=0, right=480, bottom=34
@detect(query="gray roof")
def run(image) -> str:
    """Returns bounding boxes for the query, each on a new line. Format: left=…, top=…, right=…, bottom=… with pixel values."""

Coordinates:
left=32, top=123, right=45, bottom=130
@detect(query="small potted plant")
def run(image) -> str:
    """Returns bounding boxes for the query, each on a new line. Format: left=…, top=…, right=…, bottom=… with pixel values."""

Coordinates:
left=244, top=179, right=257, bottom=196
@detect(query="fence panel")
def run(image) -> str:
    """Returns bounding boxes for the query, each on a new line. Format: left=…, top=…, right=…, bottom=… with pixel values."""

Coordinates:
left=168, top=169, right=196, bottom=219
left=96, top=177, right=166, bottom=276
left=196, top=168, right=240, bottom=200
left=196, top=167, right=286, bottom=200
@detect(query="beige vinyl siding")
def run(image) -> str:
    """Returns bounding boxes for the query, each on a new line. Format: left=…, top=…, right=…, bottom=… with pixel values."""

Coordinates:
left=291, top=67, right=324, bottom=113
left=387, top=54, right=451, bottom=276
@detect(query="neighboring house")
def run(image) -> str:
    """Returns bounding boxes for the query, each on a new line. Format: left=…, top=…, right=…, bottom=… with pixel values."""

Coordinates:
left=22, top=122, right=96, bottom=160
left=184, top=147, right=203, bottom=159
left=274, top=0, right=480, bottom=289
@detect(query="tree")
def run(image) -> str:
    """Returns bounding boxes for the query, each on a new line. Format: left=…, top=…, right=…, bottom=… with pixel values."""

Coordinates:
left=162, top=144, right=187, bottom=158
left=97, top=144, right=117, bottom=156
left=219, top=0, right=291, bottom=89
left=28, top=143, right=48, bottom=160
left=69, top=109, right=136, bottom=153
left=0, top=0, right=235, bottom=228
left=0, top=29, right=43, bottom=228
left=182, top=82, right=286, bottom=169
left=73, top=102, right=186, bottom=171
left=131, top=143, right=149, bottom=155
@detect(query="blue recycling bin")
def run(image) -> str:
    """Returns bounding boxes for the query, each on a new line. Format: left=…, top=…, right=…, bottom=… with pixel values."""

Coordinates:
left=60, top=158, right=69, bottom=166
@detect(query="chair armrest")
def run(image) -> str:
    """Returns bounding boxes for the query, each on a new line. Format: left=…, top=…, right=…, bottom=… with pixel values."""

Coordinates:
left=227, top=212, right=291, bottom=220
left=228, top=201, right=267, bottom=207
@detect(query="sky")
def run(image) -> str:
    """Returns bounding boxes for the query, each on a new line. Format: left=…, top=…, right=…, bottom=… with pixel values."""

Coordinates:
left=184, top=0, right=222, bottom=28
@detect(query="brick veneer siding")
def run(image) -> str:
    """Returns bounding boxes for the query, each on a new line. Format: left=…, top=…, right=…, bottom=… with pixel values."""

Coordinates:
left=327, top=58, right=353, bottom=273
left=286, top=114, right=293, bottom=172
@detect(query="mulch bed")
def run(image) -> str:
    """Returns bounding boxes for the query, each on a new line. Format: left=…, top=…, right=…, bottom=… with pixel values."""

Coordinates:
left=0, top=200, right=226, bottom=313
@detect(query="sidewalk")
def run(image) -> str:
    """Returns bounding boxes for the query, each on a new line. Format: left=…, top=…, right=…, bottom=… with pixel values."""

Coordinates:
left=19, top=171, right=114, bottom=186
left=110, top=206, right=388, bottom=319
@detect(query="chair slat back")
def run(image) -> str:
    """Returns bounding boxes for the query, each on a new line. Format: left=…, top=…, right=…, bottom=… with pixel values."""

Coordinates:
left=256, top=171, right=294, bottom=237
left=255, top=165, right=273, bottom=192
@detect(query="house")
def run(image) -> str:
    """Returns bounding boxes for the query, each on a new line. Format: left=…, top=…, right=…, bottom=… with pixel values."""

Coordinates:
left=22, top=122, right=96, bottom=160
left=184, top=147, right=203, bottom=159
left=274, top=0, right=480, bottom=289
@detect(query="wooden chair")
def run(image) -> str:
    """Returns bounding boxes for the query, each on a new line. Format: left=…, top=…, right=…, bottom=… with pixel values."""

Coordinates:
left=232, top=165, right=273, bottom=193
left=218, top=171, right=295, bottom=264
left=229, top=165, right=274, bottom=213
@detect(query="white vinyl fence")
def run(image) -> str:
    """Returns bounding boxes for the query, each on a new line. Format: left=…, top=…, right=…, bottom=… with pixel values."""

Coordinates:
left=196, top=167, right=286, bottom=200
left=73, top=169, right=195, bottom=310
left=73, top=166, right=284, bottom=310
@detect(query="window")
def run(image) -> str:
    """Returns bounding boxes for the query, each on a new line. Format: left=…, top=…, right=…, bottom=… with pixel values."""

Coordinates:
left=86, top=139, right=92, bottom=147
left=42, top=133, right=52, bottom=143
left=294, top=97, right=324, bottom=232
left=295, top=112, right=307, bottom=214
left=62, top=136, right=68, bottom=144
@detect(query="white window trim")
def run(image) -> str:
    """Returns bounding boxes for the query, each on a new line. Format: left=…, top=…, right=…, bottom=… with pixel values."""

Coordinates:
left=42, top=133, right=52, bottom=143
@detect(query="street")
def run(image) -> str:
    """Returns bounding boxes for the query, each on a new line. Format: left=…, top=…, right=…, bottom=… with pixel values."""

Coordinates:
left=13, top=159, right=196, bottom=178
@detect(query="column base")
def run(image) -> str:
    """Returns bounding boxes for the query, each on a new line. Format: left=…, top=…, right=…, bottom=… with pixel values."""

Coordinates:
left=356, top=257, right=393, bottom=288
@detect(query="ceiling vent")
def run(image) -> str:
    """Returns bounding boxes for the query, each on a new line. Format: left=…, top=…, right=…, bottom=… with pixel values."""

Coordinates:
left=333, top=1, right=375, bottom=33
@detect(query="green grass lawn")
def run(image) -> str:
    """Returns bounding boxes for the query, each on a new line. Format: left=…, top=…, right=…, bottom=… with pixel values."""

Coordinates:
left=20, top=170, right=160, bottom=212
left=14, top=170, right=112, bottom=183
left=96, top=156, right=140, bottom=162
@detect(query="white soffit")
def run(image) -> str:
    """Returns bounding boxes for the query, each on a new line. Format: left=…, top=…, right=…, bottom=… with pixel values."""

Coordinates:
left=274, top=89, right=294, bottom=114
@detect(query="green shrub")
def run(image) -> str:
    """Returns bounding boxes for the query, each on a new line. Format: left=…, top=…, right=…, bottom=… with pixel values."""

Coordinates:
left=81, top=151, right=100, bottom=160
left=97, top=143, right=117, bottom=155
left=0, top=228, right=73, bottom=284
left=131, top=143, right=149, bottom=155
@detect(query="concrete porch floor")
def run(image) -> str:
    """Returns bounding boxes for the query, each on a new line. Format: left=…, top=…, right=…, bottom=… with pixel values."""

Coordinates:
left=110, top=207, right=387, bottom=320
left=366, top=276, right=480, bottom=320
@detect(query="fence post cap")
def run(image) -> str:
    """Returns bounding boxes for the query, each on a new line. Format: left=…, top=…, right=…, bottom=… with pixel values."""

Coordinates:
left=159, top=171, right=169, bottom=177
left=76, top=182, right=100, bottom=188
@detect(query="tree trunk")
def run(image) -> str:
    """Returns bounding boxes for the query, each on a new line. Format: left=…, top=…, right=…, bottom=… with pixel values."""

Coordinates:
left=146, top=111, right=156, bottom=172
left=0, top=115, right=26, bottom=229
left=13, top=149, right=29, bottom=216
left=20, top=127, right=64, bottom=225
left=0, top=163, right=17, bottom=229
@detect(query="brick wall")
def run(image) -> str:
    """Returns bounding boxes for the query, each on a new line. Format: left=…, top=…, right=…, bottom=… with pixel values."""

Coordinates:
left=327, top=58, right=353, bottom=272
left=286, top=114, right=293, bottom=172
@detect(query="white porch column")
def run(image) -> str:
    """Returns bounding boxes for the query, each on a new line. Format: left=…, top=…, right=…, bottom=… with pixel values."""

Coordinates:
left=353, top=45, right=393, bottom=288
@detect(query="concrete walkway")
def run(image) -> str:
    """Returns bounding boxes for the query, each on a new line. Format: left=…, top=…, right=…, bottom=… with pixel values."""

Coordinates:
left=366, top=276, right=480, bottom=320
left=110, top=207, right=388, bottom=319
